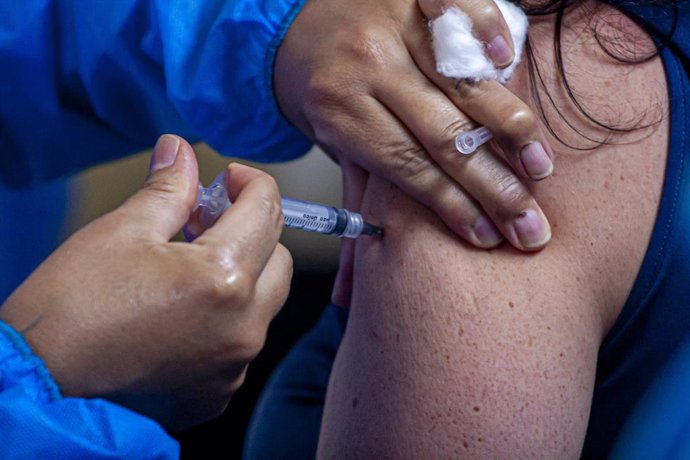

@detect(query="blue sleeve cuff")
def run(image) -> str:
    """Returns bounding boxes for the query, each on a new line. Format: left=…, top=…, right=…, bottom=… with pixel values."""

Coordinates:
left=263, top=0, right=310, bottom=123
left=0, top=319, right=61, bottom=403
left=155, top=0, right=313, bottom=163
left=0, top=319, right=179, bottom=458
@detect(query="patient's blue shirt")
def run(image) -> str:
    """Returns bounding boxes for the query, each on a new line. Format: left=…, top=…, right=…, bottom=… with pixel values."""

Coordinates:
left=583, top=2, right=690, bottom=457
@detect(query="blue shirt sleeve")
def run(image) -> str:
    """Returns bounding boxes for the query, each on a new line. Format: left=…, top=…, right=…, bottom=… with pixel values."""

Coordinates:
left=0, top=319, right=179, bottom=459
left=0, top=0, right=312, bottom=187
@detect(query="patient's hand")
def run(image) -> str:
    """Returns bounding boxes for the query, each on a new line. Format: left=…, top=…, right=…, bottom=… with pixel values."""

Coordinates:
left=275, top=0, right=553, bottom=252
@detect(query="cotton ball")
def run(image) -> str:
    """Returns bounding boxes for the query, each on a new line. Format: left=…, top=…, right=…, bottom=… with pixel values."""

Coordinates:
left=430, top=0, right=528, bottom=83
left=431, top=8, right=498, bottom=80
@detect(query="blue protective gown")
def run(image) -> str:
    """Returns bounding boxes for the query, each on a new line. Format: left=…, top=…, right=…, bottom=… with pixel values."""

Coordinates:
left=0, top=0, right=311, bottom=457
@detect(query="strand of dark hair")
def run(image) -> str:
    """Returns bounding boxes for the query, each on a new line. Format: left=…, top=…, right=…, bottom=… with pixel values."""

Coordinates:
left=517, top=0, right=678, bottom=149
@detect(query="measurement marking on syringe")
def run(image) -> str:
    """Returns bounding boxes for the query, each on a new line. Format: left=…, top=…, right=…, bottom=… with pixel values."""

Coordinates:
left=284, top=217, right=332, bottom=230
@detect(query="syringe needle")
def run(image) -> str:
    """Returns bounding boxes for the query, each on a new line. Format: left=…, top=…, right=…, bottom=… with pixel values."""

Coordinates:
left=361, top=222, right=384, bottom=238
left=280, top=197, right=383, bottom=239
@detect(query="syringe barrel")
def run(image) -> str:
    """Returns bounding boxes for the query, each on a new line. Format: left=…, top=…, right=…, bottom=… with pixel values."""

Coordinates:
left=281, top=198, right=338, bottom=234
left=281, top=198, right=364, bottom=238
left=196, top=183, right=368, bottom=238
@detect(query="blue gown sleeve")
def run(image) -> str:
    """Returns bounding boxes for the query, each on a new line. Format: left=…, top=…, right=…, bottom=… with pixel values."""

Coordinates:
left=0, top=320, right=179, bottom=459
left=0, top=0, right=312, bottom=187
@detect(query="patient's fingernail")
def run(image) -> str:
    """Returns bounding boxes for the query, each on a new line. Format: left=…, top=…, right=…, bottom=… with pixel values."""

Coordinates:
left=486, top=35, right=514, bottom=67
left=520, top=142, right=553, bottom=180
left=474, top=215, right=503, bottom=247
left=513, top=209, right=551, bottom=250
left=150, top=134, right=181, bottom=173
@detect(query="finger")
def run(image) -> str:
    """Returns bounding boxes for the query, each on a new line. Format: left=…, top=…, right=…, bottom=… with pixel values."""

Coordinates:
left=218, top=244, right=291, bottom=370
left=375, top=73, right=551, bottom=250
left=453, top=79, right=554, bottom=180
left=195, top=163, right=284, bottom=280
left=117, top=134, right=199, bottom=241
left=313, top=95, right=493, bottom=247
left=419, top=0, right=515, bottom=68
left=332, top=161, right=368, bottom=307
left=404, top=28, right=555, bottom=181
left=457, top=144, right=551, bottom=250
left=251, top=243, right=293, bottom=323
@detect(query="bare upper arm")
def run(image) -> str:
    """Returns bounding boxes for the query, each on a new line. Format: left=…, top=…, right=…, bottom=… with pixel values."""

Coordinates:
left=318, top=3, right=668, bottom=458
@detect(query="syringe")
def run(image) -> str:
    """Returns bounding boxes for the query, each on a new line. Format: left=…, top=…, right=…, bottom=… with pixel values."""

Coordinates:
left=194, top=173, right=383, bottom=239
left=455, top=125, right=493, bottom=155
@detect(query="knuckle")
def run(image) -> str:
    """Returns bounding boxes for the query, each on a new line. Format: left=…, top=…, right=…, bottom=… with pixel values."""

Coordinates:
left=276, top=244, right=294, bottom=279
left=502, top=108, right=538, bottom=135
left=227, top=373, right=247, bottom=396
left=208, top=267, right=254, bottom=306
left=389, top=143, right=435, bottom=185
left=274, top=246, right=294, bottom=304
left=252, top=168, right=279, bottom=190
left=232, top=325, right=267, bottom=362
left=142, top=174, right=183, bottom=198
left=255, top=183, right=284, bottom=230
left=472, top=2, right=503, bottom=29
left=346, top=26, right=395, bottom=72
left=306, top=113, right=358, bottom=158
left=493, top=174, right=530, bottom=216
left=306, top=72, right=351, bottom=108
left=436, top=118, right=476, bottom=156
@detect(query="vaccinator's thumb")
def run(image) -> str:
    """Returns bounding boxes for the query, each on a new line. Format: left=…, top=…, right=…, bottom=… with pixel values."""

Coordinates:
left=117, top=134, right=200, bottom=240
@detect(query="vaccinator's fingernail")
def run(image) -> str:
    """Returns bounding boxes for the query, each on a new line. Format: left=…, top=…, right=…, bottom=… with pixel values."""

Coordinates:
left=473, top=215, right=503, bottom=247
left=486, top=35, right=514, bottom=67
left=512, top=209, right=551, bottom=250
left=520, top=142, right=553, bottom=180
left=150, top=134, right=181, bottom=173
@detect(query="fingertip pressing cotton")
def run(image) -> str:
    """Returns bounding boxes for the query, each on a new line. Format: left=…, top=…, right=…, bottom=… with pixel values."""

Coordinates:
left=430, top=0, right=529, bottom=83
